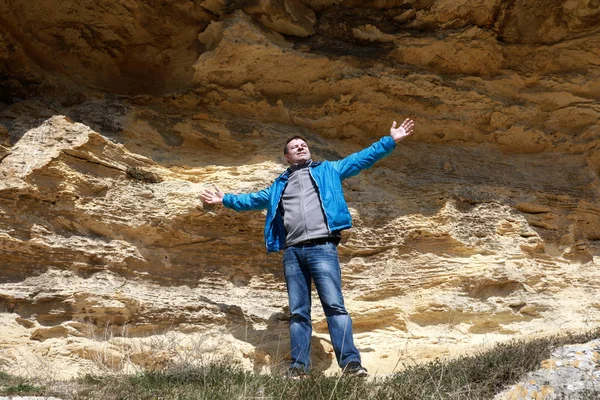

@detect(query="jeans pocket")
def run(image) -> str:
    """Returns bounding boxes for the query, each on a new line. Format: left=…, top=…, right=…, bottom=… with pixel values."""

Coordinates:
left=320, top=242, right=339, bottom=256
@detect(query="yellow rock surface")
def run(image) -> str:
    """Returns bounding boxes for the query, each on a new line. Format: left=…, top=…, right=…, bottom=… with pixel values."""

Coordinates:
left=0, top=0, right=599, bottom=379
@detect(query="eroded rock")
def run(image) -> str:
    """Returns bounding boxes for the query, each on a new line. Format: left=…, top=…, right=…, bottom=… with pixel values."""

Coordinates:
left=0, top=0, right=599, bottom=381
left=495, top=339, right=600, bottom=400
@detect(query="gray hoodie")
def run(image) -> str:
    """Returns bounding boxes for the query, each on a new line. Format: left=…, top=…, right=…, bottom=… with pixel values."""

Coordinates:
left=280, top=160, right=334, bottom=246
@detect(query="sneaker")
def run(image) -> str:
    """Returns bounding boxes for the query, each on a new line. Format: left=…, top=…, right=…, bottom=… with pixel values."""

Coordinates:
left=343, top=361, right=368, bottom=377
left=287, top=366, right=308, bottom=379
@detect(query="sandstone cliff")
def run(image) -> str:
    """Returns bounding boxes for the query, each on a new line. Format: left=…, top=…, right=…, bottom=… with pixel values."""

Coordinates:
left=0, top=0, right=599, bottom=378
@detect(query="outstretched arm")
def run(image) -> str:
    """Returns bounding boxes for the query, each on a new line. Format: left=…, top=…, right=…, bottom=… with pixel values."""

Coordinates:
left=390, top=118, right=415, bottom=143
left=333, top=117, right=415, bottom=180
left=201, top=185, right=270, bottom=211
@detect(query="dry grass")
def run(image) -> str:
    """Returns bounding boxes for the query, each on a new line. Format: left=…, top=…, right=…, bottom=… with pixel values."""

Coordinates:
left=1, top=329, right=599, bottom=400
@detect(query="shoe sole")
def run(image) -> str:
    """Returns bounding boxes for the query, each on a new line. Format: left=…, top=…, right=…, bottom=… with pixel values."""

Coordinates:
left=344, top=370, right=368, bottom=377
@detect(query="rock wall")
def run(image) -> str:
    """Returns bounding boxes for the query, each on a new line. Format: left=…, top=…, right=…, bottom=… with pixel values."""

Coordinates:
left=0, top=0, right=599, bottom=378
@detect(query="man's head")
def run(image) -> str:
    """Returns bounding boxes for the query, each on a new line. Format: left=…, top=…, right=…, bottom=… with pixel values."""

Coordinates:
left=284, top=136, right=311, bottom=165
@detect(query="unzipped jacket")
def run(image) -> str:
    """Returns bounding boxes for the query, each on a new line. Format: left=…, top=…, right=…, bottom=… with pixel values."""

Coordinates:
left=222, top=136, right=397, bottom=252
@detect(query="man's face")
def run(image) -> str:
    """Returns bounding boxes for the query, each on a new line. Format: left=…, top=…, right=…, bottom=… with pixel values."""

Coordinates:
left=285, top=139, right=311, bottom=165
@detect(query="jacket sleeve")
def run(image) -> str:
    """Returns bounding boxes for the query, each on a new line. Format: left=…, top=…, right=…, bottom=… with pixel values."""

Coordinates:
left=222, top=188, right=270, bottom=211
left=331, top=136, right=396, bottom=180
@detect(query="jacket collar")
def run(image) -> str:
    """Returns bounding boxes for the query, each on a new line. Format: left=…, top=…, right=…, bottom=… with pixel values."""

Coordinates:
left=277, top=160, right=322, bottom=181
left=289, top=159, right=313, bottom=172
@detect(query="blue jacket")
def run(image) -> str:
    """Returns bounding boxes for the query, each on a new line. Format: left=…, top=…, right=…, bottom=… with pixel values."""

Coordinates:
left=223, top=136, right=397, bottom=252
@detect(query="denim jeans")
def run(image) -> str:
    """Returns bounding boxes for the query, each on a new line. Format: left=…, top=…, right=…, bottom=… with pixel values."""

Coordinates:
left=283, top=241, right=361, bottom=371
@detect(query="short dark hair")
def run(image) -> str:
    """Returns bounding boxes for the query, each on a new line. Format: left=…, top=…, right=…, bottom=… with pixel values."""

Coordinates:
left=284, top=136, right=308, bottom=154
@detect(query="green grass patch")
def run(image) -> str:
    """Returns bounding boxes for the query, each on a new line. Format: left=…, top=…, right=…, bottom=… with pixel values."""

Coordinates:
left=2, top=328, right=599, bottom=400
left=0, top=372, right=44, bottom=396
left=4, top=382, right=43, bottom=395
left=80, top=365, right=376, bottom=400
left=0, top=371, right=12, bottom=383
left=377, top=329, right=600, bottom=400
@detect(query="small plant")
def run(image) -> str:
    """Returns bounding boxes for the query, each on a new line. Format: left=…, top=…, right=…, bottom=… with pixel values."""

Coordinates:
left=0, top=373, right=44, bottom=396
left=4, top=382, right=43, bottom=395
left=126, top=166, right=163, bottom=183
left=0, top=371, right=11, bottom=382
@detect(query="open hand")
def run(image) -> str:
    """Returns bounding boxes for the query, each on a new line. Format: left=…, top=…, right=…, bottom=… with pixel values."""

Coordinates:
left=201, top=186, right=224, bottom=205
left=390, top=118, right=415, bottom=143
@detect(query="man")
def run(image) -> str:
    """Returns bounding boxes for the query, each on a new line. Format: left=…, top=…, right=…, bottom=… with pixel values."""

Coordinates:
left=201, top=118, right=415, bottom=377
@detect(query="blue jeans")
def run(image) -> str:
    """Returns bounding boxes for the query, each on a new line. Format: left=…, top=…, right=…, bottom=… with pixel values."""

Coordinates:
left=283, top=241, right=361, bottom=371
